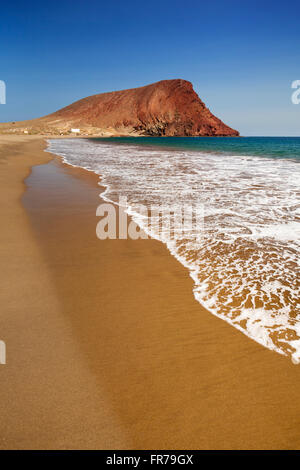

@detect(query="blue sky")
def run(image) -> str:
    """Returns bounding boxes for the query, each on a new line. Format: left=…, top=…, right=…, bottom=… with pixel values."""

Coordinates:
left=0, top=0, right=299, bottom=135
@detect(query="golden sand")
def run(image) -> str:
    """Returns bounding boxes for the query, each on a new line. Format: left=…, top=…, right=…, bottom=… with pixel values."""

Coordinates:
left=0, top=135, right=300, bottom=449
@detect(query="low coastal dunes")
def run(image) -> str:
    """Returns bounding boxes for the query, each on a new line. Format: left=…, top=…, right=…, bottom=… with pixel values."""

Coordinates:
left=0, top=135, right=300, bottom=449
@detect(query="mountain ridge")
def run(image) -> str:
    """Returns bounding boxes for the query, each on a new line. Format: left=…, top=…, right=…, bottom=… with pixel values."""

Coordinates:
left=0, top=79, right=239, bottom=137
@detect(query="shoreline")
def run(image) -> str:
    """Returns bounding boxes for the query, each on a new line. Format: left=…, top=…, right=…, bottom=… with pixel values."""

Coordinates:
left=0, top=135, right=300, bottom=449
left=47, top=136, right=300, bottom=363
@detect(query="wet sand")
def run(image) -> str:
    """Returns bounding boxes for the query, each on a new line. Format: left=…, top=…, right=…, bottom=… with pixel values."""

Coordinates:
left=0, top=136, right=300, bottom=449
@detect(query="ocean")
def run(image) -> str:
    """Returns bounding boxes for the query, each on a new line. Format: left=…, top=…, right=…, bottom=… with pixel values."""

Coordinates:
left=47, top=137, right=300, bottom=363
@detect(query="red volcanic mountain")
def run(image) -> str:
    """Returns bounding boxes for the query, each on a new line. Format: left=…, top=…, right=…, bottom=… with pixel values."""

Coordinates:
left=40, top=79, right=239, bottom=136
left=1, top=79, right=239, bottom=136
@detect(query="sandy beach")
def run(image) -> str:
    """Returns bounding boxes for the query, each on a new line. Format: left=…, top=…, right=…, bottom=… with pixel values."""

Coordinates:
left=0, top=135, right=300, bottom=450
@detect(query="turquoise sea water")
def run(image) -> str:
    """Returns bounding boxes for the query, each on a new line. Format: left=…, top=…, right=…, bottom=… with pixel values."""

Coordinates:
left=47, top=136, right=300, bottom=363
left=91, top=136, right=300, bottom=160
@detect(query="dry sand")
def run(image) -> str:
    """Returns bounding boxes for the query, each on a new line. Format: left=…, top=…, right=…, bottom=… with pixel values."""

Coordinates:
left=0, top=135, right=300, bottom=449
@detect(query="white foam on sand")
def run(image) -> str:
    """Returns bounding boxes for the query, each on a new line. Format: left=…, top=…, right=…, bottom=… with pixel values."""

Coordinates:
left=47, top=138, right=300, bottom=363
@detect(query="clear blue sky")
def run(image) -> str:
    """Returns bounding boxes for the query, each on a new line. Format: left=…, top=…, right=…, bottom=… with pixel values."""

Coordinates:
left=1, top=0, right=299, bottom=135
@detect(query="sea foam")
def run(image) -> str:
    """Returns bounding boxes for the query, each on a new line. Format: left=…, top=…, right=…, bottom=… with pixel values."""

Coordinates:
left=47, top=138, right=300, bottom=363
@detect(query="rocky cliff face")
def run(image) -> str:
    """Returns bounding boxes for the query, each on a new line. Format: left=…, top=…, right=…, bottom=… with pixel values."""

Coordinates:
left=43, top=79, right=239, bottom=136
